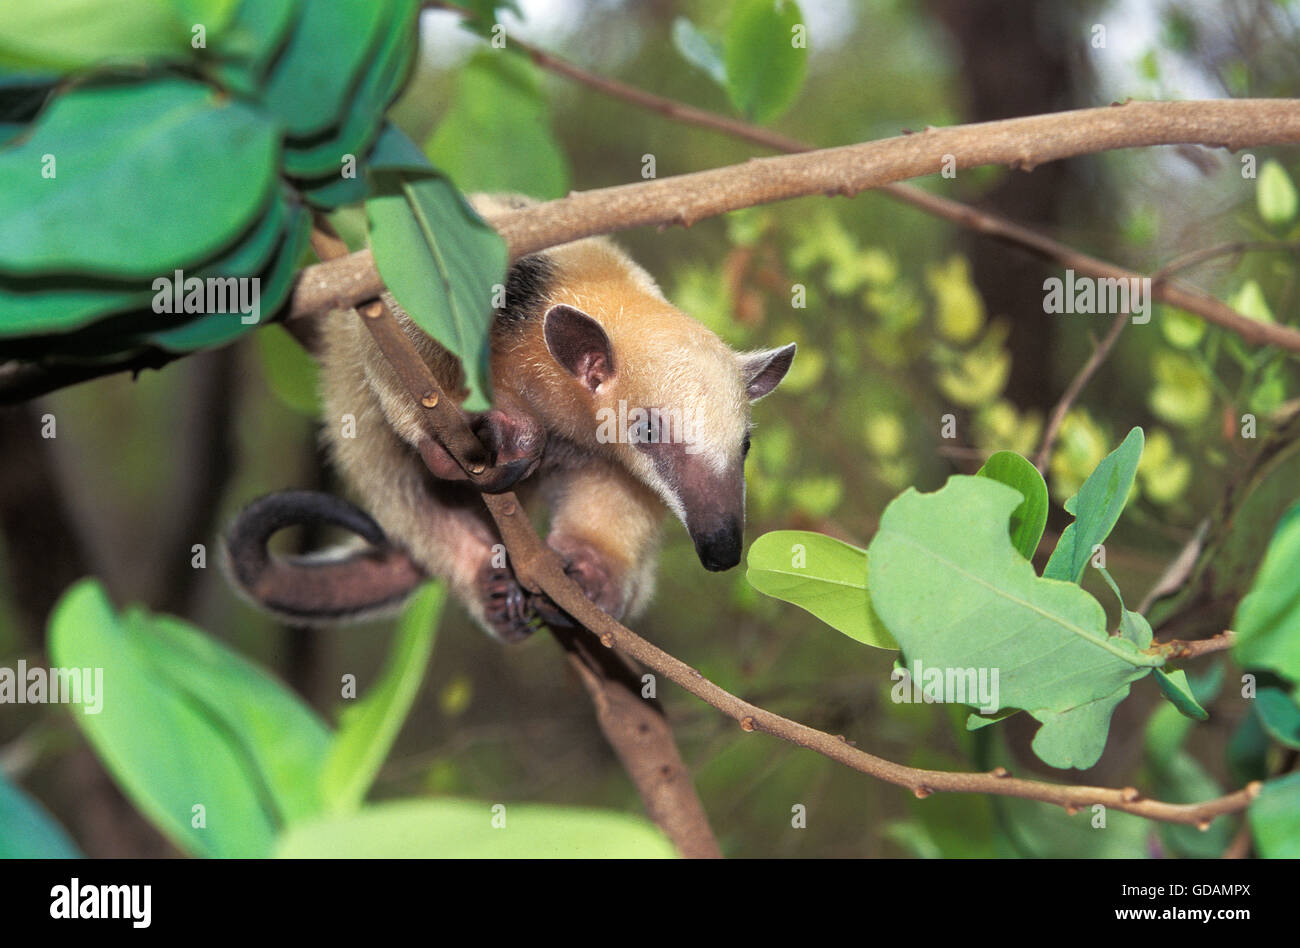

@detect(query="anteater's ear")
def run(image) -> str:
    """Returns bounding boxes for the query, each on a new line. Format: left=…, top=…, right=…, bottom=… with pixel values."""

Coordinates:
left=740, top=343, right=797, bottom=401
left=544, top=304, right=615, bottom=392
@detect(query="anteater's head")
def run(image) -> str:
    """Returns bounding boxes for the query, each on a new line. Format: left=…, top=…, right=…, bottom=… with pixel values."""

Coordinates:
left=541, top=299, right=795, bottom=572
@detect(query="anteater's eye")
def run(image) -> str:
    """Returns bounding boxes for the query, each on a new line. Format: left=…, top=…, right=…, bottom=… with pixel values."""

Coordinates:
left=742, top=433, right=752, bottom=457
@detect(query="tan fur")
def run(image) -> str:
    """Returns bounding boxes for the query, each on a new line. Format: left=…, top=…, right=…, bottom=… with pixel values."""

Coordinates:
left=319, top=193, right=787, bottom=636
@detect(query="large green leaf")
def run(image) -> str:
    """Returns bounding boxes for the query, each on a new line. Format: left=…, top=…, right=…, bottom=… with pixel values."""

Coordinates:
left=723, top=0, right=808, bottom=124
left=425, top=51, right=570, bottom=200
left=321, top=583, right=444, bottom=813
left=1255, top=686, right=1300, bottom=749
left=0, top=186, right=290, bottom=339
left=367, top=170, right=507, bottom=411
left=1250, top=771, right=1300, bottom=857
left=976, top=450, right=1048, bottom=561
left=300, top=121, right=428, bottom=209
left=867, top=476, right=1159, bottom=768
left=1234, top=501, right=1300, bottom=683
left=276, top=798, right=677, bottom=858
left=745, top=529, right=894, bottom=648
left=0, top=771, right=80, bottom=858
left=282, top=0, right=420, bottom=178
left=48, top=580, right=330, bottom=857
left=0, top=1, right=239, bottom=74
left=0, top=78, right=279, bottom=280
left=1043, top=427, right=1144, bottom=583
left=258, top=0, right=390, bottom=139
left=211, top=0, right=303, bottom=94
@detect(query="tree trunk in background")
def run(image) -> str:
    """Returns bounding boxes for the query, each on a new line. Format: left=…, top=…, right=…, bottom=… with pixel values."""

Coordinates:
left=930, top=0, right=1096, bottom=410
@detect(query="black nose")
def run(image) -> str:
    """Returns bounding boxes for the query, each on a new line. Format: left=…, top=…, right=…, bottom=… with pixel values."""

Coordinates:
left=694, top=523, right=742, bottom=572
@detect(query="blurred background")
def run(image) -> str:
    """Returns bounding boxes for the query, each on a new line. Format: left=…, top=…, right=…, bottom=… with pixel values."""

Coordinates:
left=2, top=0, right=1298, bottom=857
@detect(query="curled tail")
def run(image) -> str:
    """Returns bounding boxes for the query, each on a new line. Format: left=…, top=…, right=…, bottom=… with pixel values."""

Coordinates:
left=223, top=490, right=425, bottom=624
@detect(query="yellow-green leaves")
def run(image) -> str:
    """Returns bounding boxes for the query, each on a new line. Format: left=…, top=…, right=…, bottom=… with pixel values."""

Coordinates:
left=321, top=583, right=444, bottom=814
left=48, top=580, right=332, bottom=857
left=1257, top=159, right=1298, bottom=228
left=277, top=799, right=676, bottom=859
left=746, top=530, right=894, bottom=649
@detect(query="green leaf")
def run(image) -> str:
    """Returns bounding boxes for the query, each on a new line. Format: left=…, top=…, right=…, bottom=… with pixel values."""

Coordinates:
left=672, top=17, right=727, bottom=87
left=1234, top=501, right=1300, bottom=683
left=282, top=0, right=420, bottom=179
left=1257, top=159, right=1298, bottom=227
left=276, top=798, right=677, bottom=858
left=211, top=0, right=303, bottom=94
left=366, top=170, right=507, bottom=411
left=1153, top=668, right=1209, bottom=721
left=1029, top=685, right=1131, bottom=770
left=257, top=0, right=390, bottom=139
left=0, top=78, right=279, bottom=280
left=425, top=51, right=570, bottom=200
left=321, top=583, right=444, bottom=813
left=0, top=771, right=80, bottom=858
left=0, top=1, right=239, bottom=74
left=1255, top=686, right=1300, bottom=749
left=48, top=580, right=330, bottom=857
left=1227, top=705, right=1271, bottom=784
left=1043, top=427, right=1144, bottom=583
left=723, top=0, right=808, bottom=124
left=867, top=476, right=1157, bottom=768
left=745, top=530, right=895, bottom=649
left=256, top=323, right=321, bottom=415
left=1250, top=772, right=1300, bottom=857
left=975, top=450, right=1047, bottom=561
left=300, top=121, right=429, bottom=209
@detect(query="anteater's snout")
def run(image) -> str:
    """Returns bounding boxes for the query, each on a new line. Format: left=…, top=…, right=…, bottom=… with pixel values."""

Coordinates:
left=694, top=522, right=742, bottom=572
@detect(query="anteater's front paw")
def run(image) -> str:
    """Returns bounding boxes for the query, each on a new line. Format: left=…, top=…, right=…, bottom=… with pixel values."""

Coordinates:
left=479, top=564, right=537, bottom=643
left=530, top=540, right=624, bottom=628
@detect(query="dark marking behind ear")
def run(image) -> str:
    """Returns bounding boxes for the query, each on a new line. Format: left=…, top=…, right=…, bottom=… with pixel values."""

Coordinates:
left=742, top=343, right=797, bottom=401
left=497, top=253, right=555, bottom=323
left=544, top=304, right=615, bottom=392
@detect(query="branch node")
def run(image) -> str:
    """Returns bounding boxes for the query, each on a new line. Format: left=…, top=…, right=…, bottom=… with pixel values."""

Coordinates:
left=420, top=392, right=440, bottom=409
left=913, top=785, right=933, bottom=800
left=1120, top=787, right=1142, bottom=803
left=989, top=766, right=1011, bottom=779
left=740, top=716, right=757, bottom=732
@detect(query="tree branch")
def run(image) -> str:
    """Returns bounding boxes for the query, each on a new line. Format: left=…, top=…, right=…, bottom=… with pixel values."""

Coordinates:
left=351, top=271, right=1262, bottom=831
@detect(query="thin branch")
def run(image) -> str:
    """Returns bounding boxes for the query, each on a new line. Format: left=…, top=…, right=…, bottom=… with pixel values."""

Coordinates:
left=1034, top=314, right=1131, bottom=471
left=1150, top=629, right=1236, bottom=660
left=1151, top=239, right=1300, bottom=283
left=434, top=1, right=1294, bottom=364
left=352, top=270, right=1262, bottom=830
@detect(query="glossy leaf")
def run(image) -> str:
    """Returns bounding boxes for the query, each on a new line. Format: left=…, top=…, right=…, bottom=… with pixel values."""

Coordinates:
left=48, top=580, right=330, bottom=857
left=367, top=170, right=507, bottom=410
left=1234, top=501, right=1300, bottom=683
left=1043, top=427, right=1144, bottom=583
left=1249, top=771, right=1300, bottom=858
left=746, top=530, right=894, bottom=649
left=0, top=78, right=279, bottom=280
left=975, top=450, right=1047, bottom=561
left=258, top=0, right=389, bottom=139
left=276, top=798, right=676, bottom=858
left=1153, top=668, right=1209, bottom=721
left=1255, top=687, right=1300, bottom=749
left=724, top=0, right=808, bottom=124
left=321, top=583, right=444, bottom=813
